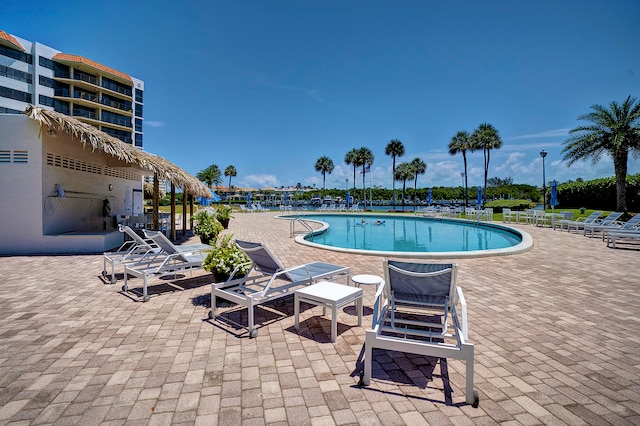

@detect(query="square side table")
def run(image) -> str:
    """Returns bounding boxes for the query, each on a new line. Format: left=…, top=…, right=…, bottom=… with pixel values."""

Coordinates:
left=294, top=281, right=363, bottom=342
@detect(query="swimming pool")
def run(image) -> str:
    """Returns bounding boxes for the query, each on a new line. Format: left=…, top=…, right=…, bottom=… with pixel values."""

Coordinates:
left=282, top=214, right=532, bottom=258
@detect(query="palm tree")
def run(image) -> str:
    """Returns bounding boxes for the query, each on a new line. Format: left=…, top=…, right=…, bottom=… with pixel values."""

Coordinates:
left=471, top=123, right=502, bottom=207
left=314, top=156, right=335, bottom=195
left=224, top=165, right=237, bottom=198
left=562, top=95, right=640, bottom=213
left=394, top=162, right=413, bottom=211
left=357, top=147, right=374, bottom=209
left=448, top=130, right=472, bottom=207
left=385, top=139, right=405, bottom=210
left=410, top=157, right=427, bottom=211
left=196, top=164, right=222, bottom=188
left=344, top=148, right=359, bottom=193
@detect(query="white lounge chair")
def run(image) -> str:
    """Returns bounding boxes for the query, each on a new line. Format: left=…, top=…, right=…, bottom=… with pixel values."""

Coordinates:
left=560, top=211, right=603, bottom=232
left=606, top=228, right=640, bottom=249
left=601, top=214, right=640, bottom=239
left=581, top=212, right=624, bottom=237
left=209, top=240, right=350, bottom=338
left=360, top=260, right=478, bottom=406
left=122, top=231, right=211, bottom=302
left=102, top=225, right=161, bottom=284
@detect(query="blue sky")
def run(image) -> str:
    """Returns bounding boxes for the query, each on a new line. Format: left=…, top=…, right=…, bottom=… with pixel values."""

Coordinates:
left=3, top=1, right=640, bottom=190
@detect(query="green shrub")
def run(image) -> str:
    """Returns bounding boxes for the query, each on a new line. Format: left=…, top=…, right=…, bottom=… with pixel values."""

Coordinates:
left=484, top=199, right=536, bottom=213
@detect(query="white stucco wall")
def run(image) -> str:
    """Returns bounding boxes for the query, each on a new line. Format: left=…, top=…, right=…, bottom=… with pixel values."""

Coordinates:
left=0, top=115, right=44, bottom=254
left=0, top=114, right=144, bottom=254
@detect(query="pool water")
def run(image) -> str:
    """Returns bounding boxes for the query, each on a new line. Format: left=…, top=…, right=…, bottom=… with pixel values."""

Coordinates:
left=289, top=214, right=524, bottom=255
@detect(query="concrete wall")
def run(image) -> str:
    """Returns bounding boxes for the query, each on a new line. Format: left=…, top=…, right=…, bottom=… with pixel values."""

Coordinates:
left=0, top=114, right=144, bottom=254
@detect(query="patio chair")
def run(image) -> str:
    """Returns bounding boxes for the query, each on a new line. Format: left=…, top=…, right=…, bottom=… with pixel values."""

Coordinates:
left=601, top=214, right=640, bottom=239
left=606, top=228, right=640, bottom=249
left=502, top=208, right=517, bottom=223
left=209, top=240, right=350, bottom=338
left=122, top=231, right=210, bottom=302
left=581, top=211, right=624, bottom=237
left=102, top=225, right=161, bottom=284
left=360, top=260, right=478, bottom=407
left=559, top=211, right=603, bottom=232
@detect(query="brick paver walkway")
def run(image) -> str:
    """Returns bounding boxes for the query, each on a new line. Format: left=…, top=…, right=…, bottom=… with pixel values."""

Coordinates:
left=1, top=212, right=639, bottom=425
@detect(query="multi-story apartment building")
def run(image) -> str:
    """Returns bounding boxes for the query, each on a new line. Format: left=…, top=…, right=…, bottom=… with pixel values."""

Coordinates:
left=0, top=30, right=144, bottom=147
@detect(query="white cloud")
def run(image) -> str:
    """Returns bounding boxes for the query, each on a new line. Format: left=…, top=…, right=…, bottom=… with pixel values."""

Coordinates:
left=239, top=174, right=280, bottom=188
left=508, top=128, right=570, bottom=140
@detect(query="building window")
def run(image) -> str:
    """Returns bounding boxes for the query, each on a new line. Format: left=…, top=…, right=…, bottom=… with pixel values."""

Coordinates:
left=101, top=110, right=132, bottom=128
left=39, top=75, right=54, bottom=88
left=0, top=107, right=23, bottom=114
left=135, top=118, right=142, bottom=132
left=54, top=100, right=70, bottom=115
left=53, top=62, right=70, bottom=79
left=0, top=86, right=32, bottom=103
left=134, top=103, right=143, bottom=117
left=39, top=94, right=55, bottom=107
left=72, top=105, right=97, bottom=120
left=135, top=133, right=143, bottom=147
left=0, top=45, right=32, bottom=64
left=102, top=76, right=132, bottom=97
left=39, top=56, right=54, bottom=70
left=135, top=88, right=143, bottom=103
left=0, top=65, right=32, bottom=84
left=102, top=126, right=132, bottom=144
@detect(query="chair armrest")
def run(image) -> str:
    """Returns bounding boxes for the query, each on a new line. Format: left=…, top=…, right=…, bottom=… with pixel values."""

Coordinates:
left=371, top=280, right=386, bottom=328
left=456, top=286, right=468, bottom=341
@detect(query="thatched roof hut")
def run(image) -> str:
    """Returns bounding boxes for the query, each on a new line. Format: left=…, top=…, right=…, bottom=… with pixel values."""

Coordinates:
left=25, top=106, right=211, bottom=198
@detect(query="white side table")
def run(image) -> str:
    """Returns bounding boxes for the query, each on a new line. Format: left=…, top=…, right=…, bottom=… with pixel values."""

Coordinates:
left=294, top=281, right=363, bottom=342
left=351, top=274, right=383, bottom=288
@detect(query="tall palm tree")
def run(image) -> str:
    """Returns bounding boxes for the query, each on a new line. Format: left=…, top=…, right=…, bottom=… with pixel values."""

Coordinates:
left=344, top=148, right=359, bottom=193
left=410, top=157, right=427, bottom=211
left=385, top=139, right=405, bottom=210
left=471, top=123, right=502, bottom=207
left=562, top=95, right=640, bottom=213
left=314, top=156, right=335, bottom=196
left=196, top=164, right=222, bottom=188
left=448, top=130, right=472, bottom=207
left=394, top=162, right=413, bottom=211
left=224, top=165, right=237, bottom=198
left=357, top=147, right=374, bottom=209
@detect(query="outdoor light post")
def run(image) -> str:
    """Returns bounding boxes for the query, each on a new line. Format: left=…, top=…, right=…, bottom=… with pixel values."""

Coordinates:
left=540, top=150, right=547, bottom=210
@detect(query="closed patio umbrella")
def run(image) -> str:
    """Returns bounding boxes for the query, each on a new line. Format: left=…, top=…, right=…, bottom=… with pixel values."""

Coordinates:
left=427, top=188, right=432, bottom=206
left=346, top=191, right=351, bottom=208
left=550, top=180, right=559, bottom=211
left=476, top=186, right=482, bottom=208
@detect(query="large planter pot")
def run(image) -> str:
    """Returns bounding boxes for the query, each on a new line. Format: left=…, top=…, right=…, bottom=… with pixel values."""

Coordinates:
left=199, top=235, right=211, bottom=245
left=219, top=218, right=230, bottom=229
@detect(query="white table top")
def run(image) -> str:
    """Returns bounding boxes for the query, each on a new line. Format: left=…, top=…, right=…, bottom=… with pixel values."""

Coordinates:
left=296, top=281, right=362, bottom=302
left=351, top=274, right=383, bottom=285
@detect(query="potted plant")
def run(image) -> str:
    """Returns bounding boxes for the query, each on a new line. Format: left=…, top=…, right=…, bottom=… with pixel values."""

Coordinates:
left=203, top=234, right=251, bottom=283
left=215, top=205, right=234, bottom=229
left=193, top=210, right=223, bottom=245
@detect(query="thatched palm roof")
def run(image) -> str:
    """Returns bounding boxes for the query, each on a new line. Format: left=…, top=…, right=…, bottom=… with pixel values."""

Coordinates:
left=25, top=106, right=211, bottom=198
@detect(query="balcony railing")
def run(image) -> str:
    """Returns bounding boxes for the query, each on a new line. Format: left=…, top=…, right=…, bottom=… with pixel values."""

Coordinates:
left=73, top=73, right=98, bottom=85
left=72, top=109, right=97, bottom=120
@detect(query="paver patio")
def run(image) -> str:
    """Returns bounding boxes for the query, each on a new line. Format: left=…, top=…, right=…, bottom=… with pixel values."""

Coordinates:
left=0, top=212, right=639, bottom=425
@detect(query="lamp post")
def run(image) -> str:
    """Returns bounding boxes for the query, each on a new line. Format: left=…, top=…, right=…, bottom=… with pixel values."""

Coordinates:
left=540, top=150, right=547, bottom=210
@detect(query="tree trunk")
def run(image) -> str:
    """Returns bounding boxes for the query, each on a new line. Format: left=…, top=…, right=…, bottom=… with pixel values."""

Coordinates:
left=613, top=149, right=629, bottom=213
left=463, top=153, right=469, bottom=207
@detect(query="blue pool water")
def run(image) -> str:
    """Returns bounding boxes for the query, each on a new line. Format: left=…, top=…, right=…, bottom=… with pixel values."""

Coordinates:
left=285, top=214, right=526, bottom=256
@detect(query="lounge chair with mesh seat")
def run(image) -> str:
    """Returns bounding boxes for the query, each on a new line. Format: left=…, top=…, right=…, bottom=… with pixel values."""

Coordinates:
left=209, top=240, right=350, bottom=338
left=559, top=211, right=603, bottom=232
left=121, top=231, right=211, bottom=302
left=102, top=225, right=161, bottom=284
left=581, top=211, right=624, bottom=237
left=360, top=260, right=478, bottom=407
